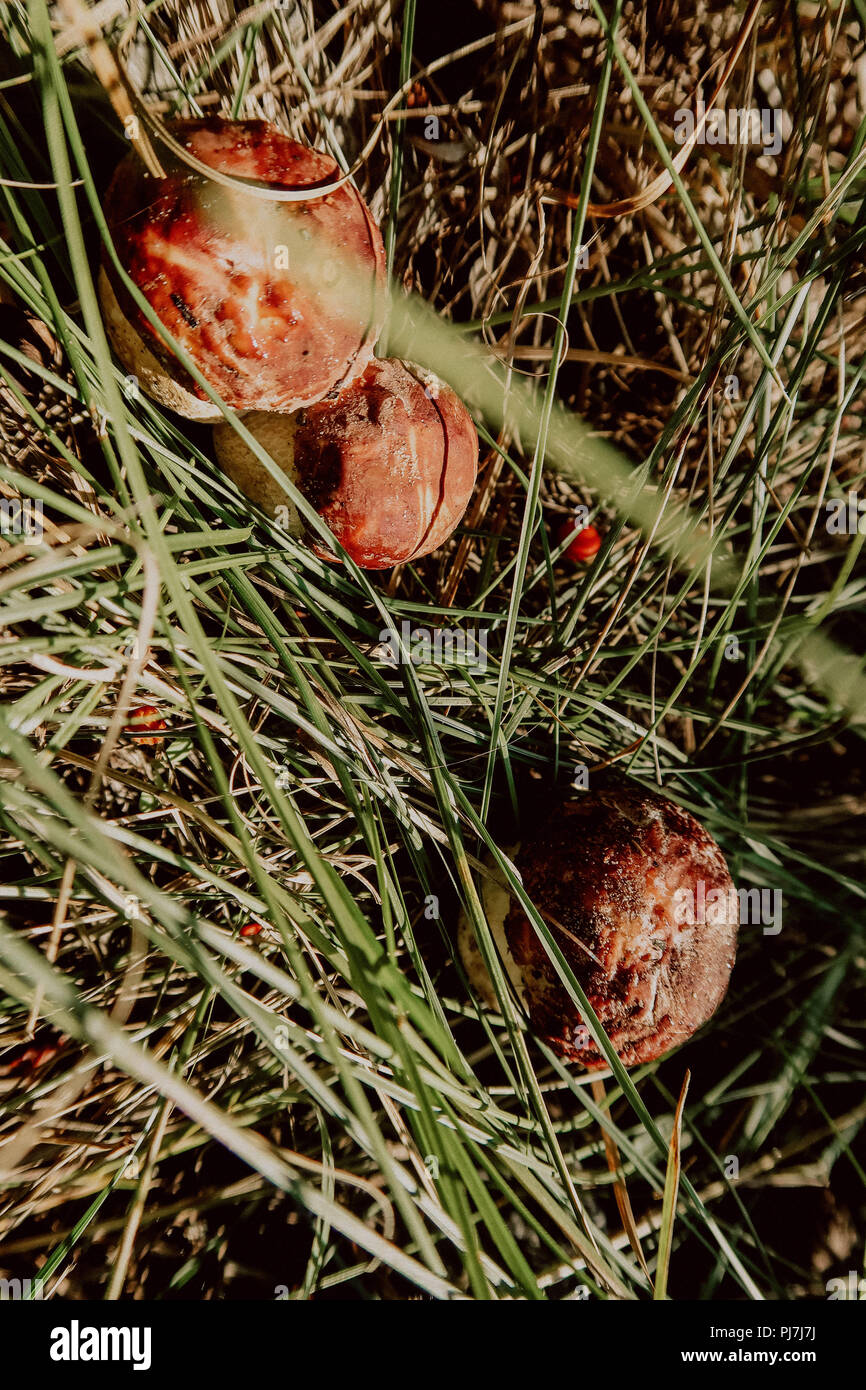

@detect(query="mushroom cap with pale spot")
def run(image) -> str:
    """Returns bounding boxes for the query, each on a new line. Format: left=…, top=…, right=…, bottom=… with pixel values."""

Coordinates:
left=100, top=117, right=385, bottom=419
left=458, top=789, right=738, bottom=1068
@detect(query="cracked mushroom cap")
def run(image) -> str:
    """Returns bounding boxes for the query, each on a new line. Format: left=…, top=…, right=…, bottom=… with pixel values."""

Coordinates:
left=458, top=789, right=738, bottom=1068
left=99, top=117, right=385, bottom=419
left=213, top=356, right=478, bottom=568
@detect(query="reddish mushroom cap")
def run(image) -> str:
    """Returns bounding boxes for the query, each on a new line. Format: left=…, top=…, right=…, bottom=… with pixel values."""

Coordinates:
left=458, top=789, right=738, bottom=1068
left=213, top=357, right=479, bottom=569
left=100, top=118, right=385, bottom=418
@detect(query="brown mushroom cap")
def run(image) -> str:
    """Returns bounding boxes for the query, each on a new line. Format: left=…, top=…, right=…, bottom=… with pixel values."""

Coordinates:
left=213, top=356, right=478, bottom=569
left=100, top=118, right=385, bottom=419
left=458, top=789, right=738, bottom=1068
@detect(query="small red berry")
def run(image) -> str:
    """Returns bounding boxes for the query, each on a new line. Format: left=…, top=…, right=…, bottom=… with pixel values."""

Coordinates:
left=240, top=921, right=263, bottom=938
left=6, top=1042, right=59, bottom=1074
left=127, top=704, right=167, bottom=745
left=557, top=519, right=602, bottom=563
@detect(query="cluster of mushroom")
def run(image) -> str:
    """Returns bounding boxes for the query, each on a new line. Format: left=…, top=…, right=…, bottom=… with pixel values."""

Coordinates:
left=100, top=118, right=737, bottom=1072
left=99, top=117, right=478, bottom=568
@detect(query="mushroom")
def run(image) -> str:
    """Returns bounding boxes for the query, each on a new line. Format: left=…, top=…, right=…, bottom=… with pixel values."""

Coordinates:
left=99, top=117, right=385, bottom=420
left=213, top=356, right=478, bottom=569
left=458, top=788, right=738, bottom=1068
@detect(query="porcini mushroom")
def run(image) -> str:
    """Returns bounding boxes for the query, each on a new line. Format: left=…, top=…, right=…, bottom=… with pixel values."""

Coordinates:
left=213, top=356, right=478, bottom=569
left=458, top=789, right=738, bottom=1068
left=99, top=117, right=385, bottom=419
